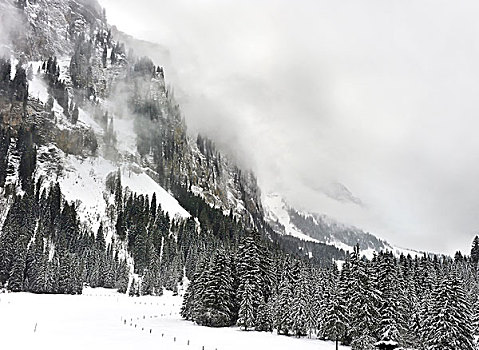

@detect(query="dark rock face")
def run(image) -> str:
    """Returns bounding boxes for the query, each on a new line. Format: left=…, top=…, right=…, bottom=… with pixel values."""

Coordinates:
left=0, top=100, right=23, bottom=130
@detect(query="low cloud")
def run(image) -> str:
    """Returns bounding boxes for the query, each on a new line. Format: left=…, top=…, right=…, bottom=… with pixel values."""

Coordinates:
left=100, top=0, right=479, bottom=255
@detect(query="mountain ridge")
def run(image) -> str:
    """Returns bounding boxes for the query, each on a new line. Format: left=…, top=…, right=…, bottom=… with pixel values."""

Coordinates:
left=263, top=192, right=422, bottom=258
left=0, top=0, right=420, bottom=273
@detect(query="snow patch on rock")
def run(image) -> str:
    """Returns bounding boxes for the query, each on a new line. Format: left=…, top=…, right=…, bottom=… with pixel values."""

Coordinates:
left=263, top=193, right=320, bottom=243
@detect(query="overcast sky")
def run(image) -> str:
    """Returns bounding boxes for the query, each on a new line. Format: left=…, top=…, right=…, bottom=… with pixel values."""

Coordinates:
left=100, top=0, right=479, bottom=255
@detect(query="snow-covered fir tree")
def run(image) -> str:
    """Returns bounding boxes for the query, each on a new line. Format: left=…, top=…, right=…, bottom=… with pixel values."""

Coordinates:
left=237, top=280, right=255, bottom=330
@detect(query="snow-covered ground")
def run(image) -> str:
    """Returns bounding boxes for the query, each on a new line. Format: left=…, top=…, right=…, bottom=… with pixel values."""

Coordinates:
left=0, top=289, right=349, bottom=350
left=113, top=115, right=137, bottom=155
left=28, top=61, right=49, bottom=103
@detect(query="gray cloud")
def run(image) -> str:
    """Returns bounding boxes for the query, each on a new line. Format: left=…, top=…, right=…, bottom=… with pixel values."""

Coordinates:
left=0, top=1, right=22, bottom=57
left=99, top=0, right=479, bottom=255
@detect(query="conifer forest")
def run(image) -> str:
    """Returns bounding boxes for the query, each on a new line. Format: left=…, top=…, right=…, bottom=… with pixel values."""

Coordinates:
left=0, top=1, right=478, bottom=349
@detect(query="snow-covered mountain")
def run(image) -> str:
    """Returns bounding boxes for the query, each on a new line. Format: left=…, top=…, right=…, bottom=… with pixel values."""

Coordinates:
left=318, top=182, right=364, bottom=207
left=263, top=193, right=421, bottom=258
left=0, top=0, right=419, bottom=270
left=0, top=0, right=264, bottom=239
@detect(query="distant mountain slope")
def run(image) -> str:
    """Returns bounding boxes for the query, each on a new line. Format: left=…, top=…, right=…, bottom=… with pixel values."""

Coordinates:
left=263, top=193, right=421, bottom=257
left=318, top=182, right=363, bottom=206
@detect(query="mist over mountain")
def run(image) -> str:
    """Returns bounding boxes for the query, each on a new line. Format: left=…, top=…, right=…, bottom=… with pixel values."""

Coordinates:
left=263, top=193, right=423, bottom=259
left=99, top=0, right=479, bottom=256
left=0, top=1, right=478, bottom=349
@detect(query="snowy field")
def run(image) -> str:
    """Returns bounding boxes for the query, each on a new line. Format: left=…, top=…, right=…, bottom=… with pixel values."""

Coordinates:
left=0, top=288, right=349, bottom=350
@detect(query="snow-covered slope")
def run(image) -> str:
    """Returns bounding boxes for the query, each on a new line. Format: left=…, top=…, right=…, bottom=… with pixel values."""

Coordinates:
left=263, top=193, right=422, bottom=258
left=24, top=54, right=190, bottom=237
left=263, top=193, right=320, bottom=243
left=36, top=144, right=189, bottom=232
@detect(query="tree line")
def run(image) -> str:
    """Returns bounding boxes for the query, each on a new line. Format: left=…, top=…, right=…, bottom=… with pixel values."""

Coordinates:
left=181, top=234, right=479, bottom=350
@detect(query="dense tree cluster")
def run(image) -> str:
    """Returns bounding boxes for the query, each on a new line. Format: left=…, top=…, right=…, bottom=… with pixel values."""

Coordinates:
left=181, top=241, right=479, bottom=350
left=11, top=63, right=29, bottom=105
left=109, top=171, right=260, bottom=296
left=0, top=58, right=11, bottom=88
left=288, top=208, right=387, bottom=252
left=0, top=181, right=128, bottom=294
left=70, top=34, right=94, bottom=90
left=41, top=56, right=70, bottom=117
left=0, top=57, right=29, bottom=110
left=0, top=127, right=11, bottom=188
left=271, top=233, right=346, bottom=268
left=17, top=126, right=37, bottom=192
left=196, top=134, right=221, bottom=175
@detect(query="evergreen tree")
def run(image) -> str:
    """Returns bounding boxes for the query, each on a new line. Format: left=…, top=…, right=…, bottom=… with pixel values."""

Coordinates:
left=181, top=258, right=209, bottom=321
left=17, top=127, right=37, bottom=192
left=96, top=223, right=106, bottom=253
left=323, top=278, right=347, bottom=349
left=110, top=48, right=117, bottom=65
left=236, top=230, right=263, bottom=323
left=29, top=234, right=47, bottom=293
left=349, top=245, right=379, bottom=350
left=471, top=236, right=479, bottom=265
left=129, top=278, right=137, bottom=297
left=8, top=248, right=26, bottom=291
left=424, top=272, right=475, bottom=350
left=275, top=276, right=292, bottom=335
left=291, top=272, right=308, bottom=337
left=57, top=253, right=72, bottom=294
left=237, top=280, right=255, bottom=330
left=196, top=250, right=235, bottom=327
left=0, top=128, right=10, bottom=187
left=471, top=285, right=479, bottom=336
left=376, top=252, right=403, bottom=344
left=116, top=259, right=129, bottom=293
left=114, top=169, right=122, bottom=210
left=102, top=46, right=108, bottom=68
left=255, top=299, right=273, bottom=332
left=12, top=62, right=28, bottom=104
left=72, top=104, right=79, bottom=124
left=0, top=57, right=11, bottom=85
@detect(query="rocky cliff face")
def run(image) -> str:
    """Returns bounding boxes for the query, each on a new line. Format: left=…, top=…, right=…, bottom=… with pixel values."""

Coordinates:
left=0, top=0, right=264, bottom=234
left=0, top=0, right=103, bottom=58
